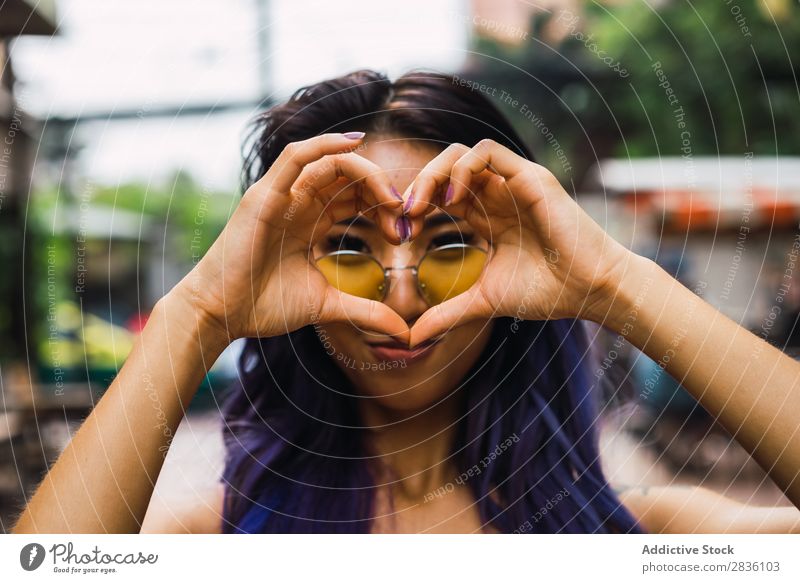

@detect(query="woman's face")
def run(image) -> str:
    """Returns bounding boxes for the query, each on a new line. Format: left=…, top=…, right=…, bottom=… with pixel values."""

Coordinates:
left=312, top=137, right=494, bottom=413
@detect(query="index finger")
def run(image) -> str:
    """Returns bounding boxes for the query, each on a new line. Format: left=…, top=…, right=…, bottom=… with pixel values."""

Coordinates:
left=402, top=143, right=470, bottom=217
left=293, top=152, right=404, bottom=242
left=256, top=132, right=369, bottom=196
left=448, top=139, right=531, bottom=207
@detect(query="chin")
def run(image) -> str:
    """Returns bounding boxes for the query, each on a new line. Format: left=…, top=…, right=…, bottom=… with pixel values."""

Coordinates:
left=350, top=365, right=459, bottom=413
left=322, top=320, right=495, bottom=414
left=340, top=338, right=458, bottom=411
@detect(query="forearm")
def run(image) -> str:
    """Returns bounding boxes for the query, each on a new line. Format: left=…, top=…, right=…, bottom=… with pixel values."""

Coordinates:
left=600, top=255, right=800, bottom=508
left=13, top=291, right=229, bottom=533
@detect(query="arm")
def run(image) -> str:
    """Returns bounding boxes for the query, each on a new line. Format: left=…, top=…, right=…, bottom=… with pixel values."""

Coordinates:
left=402, top=139, right=800, bottom=516
left=12, top=292, right=228, bottom=533
left=616, top=484, right=800, bottom=534
left=603, top=255, right=800, bottom=510
left=12, top=133, right=408, bottom=534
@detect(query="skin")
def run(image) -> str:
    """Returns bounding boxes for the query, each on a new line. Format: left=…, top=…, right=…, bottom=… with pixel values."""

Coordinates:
left=312, top=138, right=494, bottom=414
left=12, top=133, right=800, bottom=534
left=308, top=138, right=496, bottom=531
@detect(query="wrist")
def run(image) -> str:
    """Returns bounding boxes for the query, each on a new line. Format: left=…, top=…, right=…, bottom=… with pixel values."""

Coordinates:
left=154, top=287, right=232, bottom=364
left=583, top=252, right=663, bottom=333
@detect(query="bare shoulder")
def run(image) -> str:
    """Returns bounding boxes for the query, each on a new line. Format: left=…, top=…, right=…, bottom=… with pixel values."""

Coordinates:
left=141, top=481, right=224, bottom=534
left=615, top=483, right=800, bottom=534
left=139, top=413, right=226, bottom=533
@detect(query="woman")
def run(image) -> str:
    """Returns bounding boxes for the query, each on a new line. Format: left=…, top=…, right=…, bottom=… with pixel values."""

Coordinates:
left=13, top=70, right=800, bottom=534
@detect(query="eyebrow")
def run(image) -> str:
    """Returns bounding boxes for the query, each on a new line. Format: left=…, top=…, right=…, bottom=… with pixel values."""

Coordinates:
left=338, top=213, right=464, bottom=230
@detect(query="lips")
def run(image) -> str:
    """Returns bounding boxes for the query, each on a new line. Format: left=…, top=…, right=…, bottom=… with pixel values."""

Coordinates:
left=367, top=336, right=441, bottom=363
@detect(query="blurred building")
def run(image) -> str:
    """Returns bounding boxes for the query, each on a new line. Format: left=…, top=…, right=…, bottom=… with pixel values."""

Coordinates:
left=0, top=1, right=56, bottom=362
left=1, top=0, right=796, bottom=528
left=589, top=156, right=800, bottom=342
left=583, top=156, right=800, bottom=504
left=0, top=0, right=57, bottom=530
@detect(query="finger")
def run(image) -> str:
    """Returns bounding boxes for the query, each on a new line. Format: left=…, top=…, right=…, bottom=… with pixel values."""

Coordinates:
left=292, top=152, right=403, bottom=241
left=402, top=143, right=470, bottom=217
left=449, top=139, right=530, bottom=206
left=317, top=286, right=410, bottom=344
left=261, top=132, right=368, bottom=195
left=406, top=171, right=496, bottom=243
left=294, top=152, right=402, bottom=210
left=302, top=202, right=404, bottom=252
left=408, top=287, right=493, bottom=348
left=314, top=196, right=365, bottom=233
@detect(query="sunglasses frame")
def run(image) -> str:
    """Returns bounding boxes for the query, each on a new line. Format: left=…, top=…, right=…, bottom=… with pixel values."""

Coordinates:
left=314, top=242, right=489, bottom=305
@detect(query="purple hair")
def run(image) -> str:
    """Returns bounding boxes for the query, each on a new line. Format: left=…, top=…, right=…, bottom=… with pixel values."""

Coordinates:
left=219, top=70, right=644, bottom=533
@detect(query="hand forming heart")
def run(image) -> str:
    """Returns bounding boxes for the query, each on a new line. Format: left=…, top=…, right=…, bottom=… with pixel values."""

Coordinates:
left=172, top=133, right=636, bottom=348
left=400, top=139, right=636, bottom=346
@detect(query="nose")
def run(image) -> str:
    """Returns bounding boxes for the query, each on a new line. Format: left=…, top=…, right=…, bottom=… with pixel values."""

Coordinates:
left=382, top=246, right=428, bottom=325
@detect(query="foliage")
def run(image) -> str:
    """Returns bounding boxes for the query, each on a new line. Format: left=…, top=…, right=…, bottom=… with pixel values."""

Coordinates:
left=474, top=0, right=800, bottom=166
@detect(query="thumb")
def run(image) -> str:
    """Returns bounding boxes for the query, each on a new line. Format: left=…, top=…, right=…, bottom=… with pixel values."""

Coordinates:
left=409, top=288, right=491, bottom=348
left=316, top=286, right=410, bottom=344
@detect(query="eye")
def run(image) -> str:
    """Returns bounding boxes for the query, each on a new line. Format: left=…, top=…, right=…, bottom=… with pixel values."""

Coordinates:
left=323, top=233, right=370, bottom=253
left=429, top=231, right=475, bottom=250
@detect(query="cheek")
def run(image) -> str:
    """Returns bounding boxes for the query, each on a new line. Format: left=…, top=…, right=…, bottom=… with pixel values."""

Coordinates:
left=315, top=322, right=360, bottom=356
left=438, top=319, right=494, bottom=363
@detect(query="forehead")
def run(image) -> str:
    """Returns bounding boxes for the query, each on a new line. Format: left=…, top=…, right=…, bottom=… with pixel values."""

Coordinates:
left=342, top=136, right=463, bottom=229
left=357, top=136, right=441, bottom=188
left=336, top=210, right=463, bottom=231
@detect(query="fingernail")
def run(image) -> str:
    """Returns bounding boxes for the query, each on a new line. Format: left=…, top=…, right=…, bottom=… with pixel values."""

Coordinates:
left=444, top=184, right=454, bottom=206
left=390, top=185, right=403, bottom=202
left=343, top=131, right=365, bottom=140
left=403, top=191, right=415, bottom=213
left=401, top=217, right=411, bottom=242
left=395, top=216, right=411, bottom=243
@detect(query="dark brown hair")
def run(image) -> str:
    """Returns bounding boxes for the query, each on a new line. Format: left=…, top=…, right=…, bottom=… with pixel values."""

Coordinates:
left=241, top=69, right=534, bottom=191
left=222, top=69, right=643, bottom=534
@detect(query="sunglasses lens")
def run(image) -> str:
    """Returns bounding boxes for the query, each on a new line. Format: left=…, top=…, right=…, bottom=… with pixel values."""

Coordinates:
left=418, top=245, right=487, bottom=306
left=316, top=253, right=386, bottom=301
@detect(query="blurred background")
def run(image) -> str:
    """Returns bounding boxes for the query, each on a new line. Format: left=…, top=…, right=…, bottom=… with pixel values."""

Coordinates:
left=1, top=0, right=799, bottom=530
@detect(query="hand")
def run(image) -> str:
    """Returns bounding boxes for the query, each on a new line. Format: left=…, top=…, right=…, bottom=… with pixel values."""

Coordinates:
left=170, top=133, right=411, bottom=344
left=403, top=139, right=639, bottom=346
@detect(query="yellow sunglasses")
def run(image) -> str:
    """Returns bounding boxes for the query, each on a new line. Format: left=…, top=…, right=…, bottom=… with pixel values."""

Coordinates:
left=315, top=243, right=488, bottom=306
